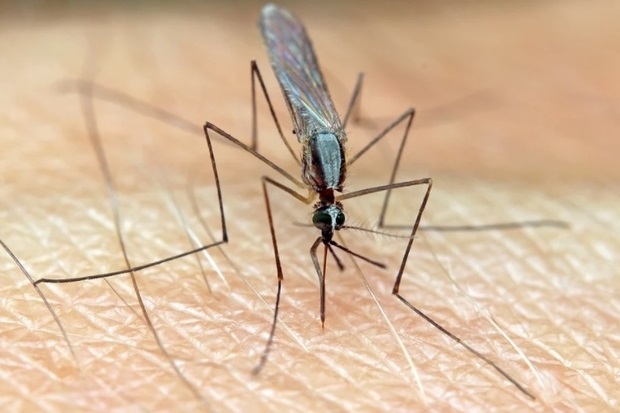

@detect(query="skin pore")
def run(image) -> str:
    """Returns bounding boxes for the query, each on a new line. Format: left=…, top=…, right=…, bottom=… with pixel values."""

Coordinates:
left=1, top=1, right=618, bottom=412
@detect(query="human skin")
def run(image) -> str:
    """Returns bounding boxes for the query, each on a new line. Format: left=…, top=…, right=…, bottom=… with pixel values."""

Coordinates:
left=1, top=1, right=618, bottom=412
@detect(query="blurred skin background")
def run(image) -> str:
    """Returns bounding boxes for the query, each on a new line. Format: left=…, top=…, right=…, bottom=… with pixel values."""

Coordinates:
left=1, top=1, right=618, bottom=412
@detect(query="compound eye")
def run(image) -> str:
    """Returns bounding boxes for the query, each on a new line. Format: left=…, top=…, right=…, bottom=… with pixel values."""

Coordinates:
left=312, top=210, right=332, bottom=230
left=335, top=212, right=345, bottom=227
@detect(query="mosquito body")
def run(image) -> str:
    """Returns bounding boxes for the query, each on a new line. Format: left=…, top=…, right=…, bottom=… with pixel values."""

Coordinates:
left=262, top=3, right=348, bottom=245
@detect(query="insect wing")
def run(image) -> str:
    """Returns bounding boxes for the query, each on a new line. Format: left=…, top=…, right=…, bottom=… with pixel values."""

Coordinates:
left=259, top=4, right=344, bottom=142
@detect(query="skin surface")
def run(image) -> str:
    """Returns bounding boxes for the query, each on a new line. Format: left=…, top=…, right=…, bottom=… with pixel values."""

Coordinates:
left=1, top=1, right=618, bottom=412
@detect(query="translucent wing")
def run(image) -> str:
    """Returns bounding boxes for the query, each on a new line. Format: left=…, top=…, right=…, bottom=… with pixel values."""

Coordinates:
left=260, top=4, right=344, bottom=142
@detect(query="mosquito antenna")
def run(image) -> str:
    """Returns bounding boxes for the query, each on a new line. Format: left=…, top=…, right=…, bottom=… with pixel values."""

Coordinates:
left=329, top=240, right=386, bottom=269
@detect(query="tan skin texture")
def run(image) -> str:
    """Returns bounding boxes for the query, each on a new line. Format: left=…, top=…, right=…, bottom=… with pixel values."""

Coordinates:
left=1, top=1, right=619, bottom=412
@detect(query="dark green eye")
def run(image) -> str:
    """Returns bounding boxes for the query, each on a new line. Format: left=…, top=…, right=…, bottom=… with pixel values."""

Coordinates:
left=312, top=211, right=332, bottom=229
left=335, top=212, right=345, bottom=227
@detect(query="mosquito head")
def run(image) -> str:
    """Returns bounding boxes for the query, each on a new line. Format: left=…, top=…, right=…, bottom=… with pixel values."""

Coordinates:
left=312, top=204, right=345, bottom=243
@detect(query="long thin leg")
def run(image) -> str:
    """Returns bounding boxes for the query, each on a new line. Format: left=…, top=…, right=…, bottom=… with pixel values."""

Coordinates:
left=347, top=100, right=537, bottom=398
left=208, top=122, right=304, bottom=188
left=253, top=175, right=313, bottom=375
left=344, top=179, right=536, bottom=399
left=59, top=61, right=301, bottom=165
left=35, top=120, right=229, bottom=285
left=351, top=104, right=566, bottom=232
left=62, top=79, right=566, bottom=232
left=340, top=178, right=535, bottom=398
left=57, top=79, right=201, bottom=136
left=258, top=176, right=329, bottom=331
left=342, top=72, right=364, bottom=129
left=389, top=186, right=535, bottom=400
left=348, top=108, right=415, bottom=167
left=250, top=61, right=299, bottom=165
left=34, top=118, right=304, bottom=285
left=337, top=177, right=433, bottom=295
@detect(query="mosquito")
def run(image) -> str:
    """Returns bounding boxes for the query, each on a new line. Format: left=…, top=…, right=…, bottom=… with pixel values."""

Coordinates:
left=207, top=3, right=534, bottom=398
left=34, top=3, right=536, bottom=399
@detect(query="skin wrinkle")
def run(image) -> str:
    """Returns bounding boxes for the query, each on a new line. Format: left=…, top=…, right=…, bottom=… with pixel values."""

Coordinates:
left=2, top=1, right=619, bottom=413
left=583, top=188, right=620, bottom=231
left=551, top=301, right=614, bottom=403
left=545, top=285, right=612, bottom=404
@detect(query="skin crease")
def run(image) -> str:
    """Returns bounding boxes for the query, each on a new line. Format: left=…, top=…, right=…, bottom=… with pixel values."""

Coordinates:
left=1, top=1, right=619, bottom=412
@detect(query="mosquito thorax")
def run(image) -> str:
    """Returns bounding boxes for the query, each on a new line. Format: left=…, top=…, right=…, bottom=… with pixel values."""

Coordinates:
left=312, top=204, right=345, bottom=242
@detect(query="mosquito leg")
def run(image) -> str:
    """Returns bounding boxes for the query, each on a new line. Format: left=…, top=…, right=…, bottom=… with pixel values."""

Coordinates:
left=347, top=107, right=415, bottom=167
left=338, top=177, right=433, bottom=295
left=34, top=118, right=229, bottom=285
left=207, top=122, right=304, bottom=188
left=348, top=105, right=563, bottom=232
left=56, top=79, right=201, bottom=136
left=61, top=60, right=300, bottom=164
left=253, top=175, right=313, bottom=374
left=389, top=183, right=535, bottom=398
left=339, top=179, right=535, bottom=398
left=250, top=61, right=299, bottom=164
left=394, top=294, right=535, bottom=399
left=36, top=119, right=305, bottom=285
left=47, top=63, right=311, bottom=285
left=342, top=72, right=364, bottom=129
